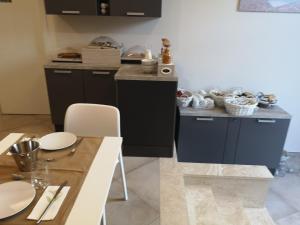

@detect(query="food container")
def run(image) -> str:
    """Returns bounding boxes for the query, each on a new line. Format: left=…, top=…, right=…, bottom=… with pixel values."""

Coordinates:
left=209, top=90, right=226, bottom=107
left=82, top=47, right=121, bottom=66
left=176, top=90, right=193, bottom=107
left=142, top=59, right=157, bottom=74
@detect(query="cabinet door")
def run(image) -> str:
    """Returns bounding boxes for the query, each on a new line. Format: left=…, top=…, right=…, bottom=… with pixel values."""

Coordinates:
left=235, top=118, right=290, bottom=169
left=44, top=0, right=97, bottom=15
left=45, top=69, right=84, bottom=125
left=177, top=117, right=228, bottom=163
left=117, top=80, right=177, bottom=155
left=110, top=0, right=161, bottom=17
left=83, top=70, right=116, bottom=106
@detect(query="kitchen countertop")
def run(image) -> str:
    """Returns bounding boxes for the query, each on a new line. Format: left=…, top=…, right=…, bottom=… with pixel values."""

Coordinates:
left=44, top=63, right=178, bottom=82
left=115, top=65, right=178, bottom=82
left=44, top=62, right=120, bottom=71
left=179, top=105, right=291, bottom=119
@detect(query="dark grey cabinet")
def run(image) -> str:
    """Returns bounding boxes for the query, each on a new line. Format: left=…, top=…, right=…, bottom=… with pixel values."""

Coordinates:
left=176, top=109, right=291, bottom=171
left=44, top=0, right=162, bottom=17
left=45, top=69, right=85, bottom=125
left=45, top=68, right=116, bottom=130
left=110, top=0, right=162, bottom=17
left=117, top=80, right=177, bottom=157
left=44, top=0, right=98, bottom=15
left=84, top=70, right=117, bottom=106
left=177, top=117, right=228, bottom=163
left=235, top=118, right=290, bottom=168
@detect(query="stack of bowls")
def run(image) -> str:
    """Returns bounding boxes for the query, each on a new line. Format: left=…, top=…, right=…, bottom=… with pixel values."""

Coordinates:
left=142, top=59, right=157, bottom=74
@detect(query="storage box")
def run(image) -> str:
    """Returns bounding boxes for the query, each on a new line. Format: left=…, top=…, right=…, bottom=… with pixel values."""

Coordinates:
left=158, top=62, right=175, bottom=76
left=82, top=46, right=121, bottom=66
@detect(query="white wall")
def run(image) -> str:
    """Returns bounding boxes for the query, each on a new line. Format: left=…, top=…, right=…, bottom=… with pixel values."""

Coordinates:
left=43, top=0, right=300, bottom=152
left=0, top=0, right=50, bottom=114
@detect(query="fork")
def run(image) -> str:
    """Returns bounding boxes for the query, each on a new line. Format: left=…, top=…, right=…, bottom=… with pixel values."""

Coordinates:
left=46, top=137, right=83, bottom=162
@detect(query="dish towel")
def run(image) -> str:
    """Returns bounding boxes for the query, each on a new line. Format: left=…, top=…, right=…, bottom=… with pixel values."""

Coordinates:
left=27, top=186, right=71, bottom=221
left=0, top=133, right=24, bottom=154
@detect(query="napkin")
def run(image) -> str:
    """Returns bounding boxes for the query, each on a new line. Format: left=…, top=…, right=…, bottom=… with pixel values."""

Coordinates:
left=27, top=186, right=71, bottom=221
left=0, top=133, right=24, bottom=154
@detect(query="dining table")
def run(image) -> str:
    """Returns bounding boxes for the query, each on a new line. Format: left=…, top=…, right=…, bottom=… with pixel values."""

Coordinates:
left=0, top=133, right=123, bottom=225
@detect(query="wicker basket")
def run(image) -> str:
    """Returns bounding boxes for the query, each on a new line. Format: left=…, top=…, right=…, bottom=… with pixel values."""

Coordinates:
left=209, top=91, right=226, bottom=107
left=224, top=97, right=258, bottom=116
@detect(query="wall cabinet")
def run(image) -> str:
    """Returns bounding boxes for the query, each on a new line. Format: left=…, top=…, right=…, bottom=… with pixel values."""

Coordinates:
left=44, top=0, right=162, bottom=17
left=45, top=68, right=116, bottom=129
left=44, top=0, right=98, bottom=15
left=117, top=80, right=177, bottom=157
left=110, top=0, right=162, bottom=17
left=176, top=108, right=291, bottom=171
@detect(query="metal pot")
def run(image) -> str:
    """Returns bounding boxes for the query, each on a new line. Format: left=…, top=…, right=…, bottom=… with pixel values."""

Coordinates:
left=9, top=140, right=40, bottom=172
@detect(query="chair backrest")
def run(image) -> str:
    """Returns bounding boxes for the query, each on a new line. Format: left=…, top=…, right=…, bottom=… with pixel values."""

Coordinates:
left=64, top=103, right=120, bottom=138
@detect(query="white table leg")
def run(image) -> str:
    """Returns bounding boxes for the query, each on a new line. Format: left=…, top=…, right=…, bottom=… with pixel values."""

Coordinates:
left=101, top=207, right=106, bottom=225
left=119, top=151, right=128, bottom=201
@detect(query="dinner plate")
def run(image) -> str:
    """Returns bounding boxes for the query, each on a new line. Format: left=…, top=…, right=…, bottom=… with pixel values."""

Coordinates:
left=39, top=132, right=77, bottom=151
left=0, top=181, right=36, bottom=220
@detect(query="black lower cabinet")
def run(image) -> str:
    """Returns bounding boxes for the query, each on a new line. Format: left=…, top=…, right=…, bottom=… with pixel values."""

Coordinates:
left=176, top=111, right=291, bottom=170
left=177, top=117, right=228, bottom=163
left=84, top=70, right=117, bottom=106
left=45, top=68, right=116, bottom=131
left=235, top=118, right=290, bottom=169
left=45, top=69, right=85, bottom=126
left=117, top=80, right=177, bottom=157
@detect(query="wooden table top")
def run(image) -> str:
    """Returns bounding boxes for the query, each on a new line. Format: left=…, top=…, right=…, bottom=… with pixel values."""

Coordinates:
left=0, top=135, right=103, bottom=225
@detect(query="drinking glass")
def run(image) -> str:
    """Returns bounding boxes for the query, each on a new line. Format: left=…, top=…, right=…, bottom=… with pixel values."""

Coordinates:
left=31, top=160, right=49, bottom=189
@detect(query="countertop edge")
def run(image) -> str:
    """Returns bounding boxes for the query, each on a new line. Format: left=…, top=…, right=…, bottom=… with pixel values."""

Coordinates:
left=179, top=106, right=292, bottom=120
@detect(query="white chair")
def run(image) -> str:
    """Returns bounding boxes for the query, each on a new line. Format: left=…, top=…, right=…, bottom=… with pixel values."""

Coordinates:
left=64, top=103, right=128, bottom=225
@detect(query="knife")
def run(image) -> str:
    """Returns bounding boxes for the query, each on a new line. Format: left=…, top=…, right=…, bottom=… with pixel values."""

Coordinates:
left=36, top=181, right=68, bottom=224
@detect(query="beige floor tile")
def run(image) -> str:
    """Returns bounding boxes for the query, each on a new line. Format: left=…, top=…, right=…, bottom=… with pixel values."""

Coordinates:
left=149, top=218, right=160, bottom=225
left=123, top=159, right=160, bottom=211
left=107, top=181, right=159, bottom=225
left=266, top=190, right=297, bottom=221
left=113, top=156, right=157, bottom=179
left=270, top=174, right=300, bottom=211
left=276, top=212, right=300, bottom=225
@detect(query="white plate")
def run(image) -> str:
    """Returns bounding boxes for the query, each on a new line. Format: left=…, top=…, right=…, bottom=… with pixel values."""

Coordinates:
left=39, top=132, right=77, bottom=151
left=0, top=181, right=36, bottom=220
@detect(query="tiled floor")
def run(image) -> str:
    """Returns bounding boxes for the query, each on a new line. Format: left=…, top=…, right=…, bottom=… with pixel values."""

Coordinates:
left=0, top=114, right=300, bottom=225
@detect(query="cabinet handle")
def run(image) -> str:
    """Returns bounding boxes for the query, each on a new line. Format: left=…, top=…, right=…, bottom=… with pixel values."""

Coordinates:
left=126, top=12, right=145, bottom=16
left=54, top=70, right=72, bottom=74
left=62, top=10, right=80, bottom=15
left=196, top=118, right=214, bottom=121
left=92, top=71, right=111, bottom=75
left=258, top=119, right=276, bottom=123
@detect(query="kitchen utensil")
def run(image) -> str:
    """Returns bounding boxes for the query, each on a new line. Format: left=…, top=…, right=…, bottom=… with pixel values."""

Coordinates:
left=46, top=137, right=83, bottom=162
left=36, top=181, right=68, bottom=224
left=0, top=181, right=36, bottom=220
left=9, top=140, right=40, bottom=172
left=39, top=132, right=77, bottom=151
